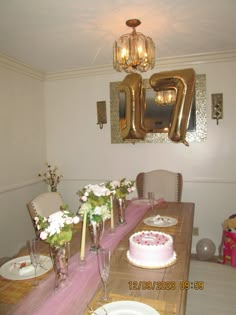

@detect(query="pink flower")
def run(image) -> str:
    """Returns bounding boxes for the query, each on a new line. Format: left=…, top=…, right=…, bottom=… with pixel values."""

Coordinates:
left=73, top=216, right=80, bottom=224
left=40, top=231, right=48, bottom=240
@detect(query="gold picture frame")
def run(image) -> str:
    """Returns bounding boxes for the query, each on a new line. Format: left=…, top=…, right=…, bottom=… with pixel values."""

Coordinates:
left=110, top=74, right=207, bottom=144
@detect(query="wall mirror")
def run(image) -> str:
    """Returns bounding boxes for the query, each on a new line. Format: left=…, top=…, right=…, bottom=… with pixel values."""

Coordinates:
left=110, top=72, right=207, bottom=144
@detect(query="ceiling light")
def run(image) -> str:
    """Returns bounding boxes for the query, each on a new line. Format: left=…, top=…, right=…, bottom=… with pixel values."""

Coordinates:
left=113, top=19, right=155, bottom=73
left=155, top=89, right=177, bottom=106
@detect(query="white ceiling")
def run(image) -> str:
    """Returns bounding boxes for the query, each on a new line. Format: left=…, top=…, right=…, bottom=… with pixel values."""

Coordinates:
left=0, top=0, right=236, bottom=73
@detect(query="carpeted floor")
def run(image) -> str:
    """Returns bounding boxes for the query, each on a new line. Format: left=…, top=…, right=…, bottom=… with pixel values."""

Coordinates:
left=186, top=260, right=236, bottom=315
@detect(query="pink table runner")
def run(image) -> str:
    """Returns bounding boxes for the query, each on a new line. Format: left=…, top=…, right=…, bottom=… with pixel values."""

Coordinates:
left=9, top=200, right=160, bottom=315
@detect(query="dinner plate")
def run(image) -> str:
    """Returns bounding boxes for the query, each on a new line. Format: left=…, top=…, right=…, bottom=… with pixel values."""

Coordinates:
left=131, top=199, right=159, bottom=206
left=93, top=301, right=160, bottom=314
left=0, top=255, right=53, bottom=280
left=143, top=216, right=178, bottom=227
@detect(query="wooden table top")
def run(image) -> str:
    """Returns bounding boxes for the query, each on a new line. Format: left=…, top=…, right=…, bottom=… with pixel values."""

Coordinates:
left=88, top=201, right=194, bottom=315
left=0, top=201, right=194, bottom=315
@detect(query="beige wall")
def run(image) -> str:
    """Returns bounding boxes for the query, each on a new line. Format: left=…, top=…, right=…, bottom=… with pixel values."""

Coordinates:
left=44, top=57, right=236, bottom=253
left=0, top=53, right=236, bottom=258
left=0, top=63, right=47, bottom=258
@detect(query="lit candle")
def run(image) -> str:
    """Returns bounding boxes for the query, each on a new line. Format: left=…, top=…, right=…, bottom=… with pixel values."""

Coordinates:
left=121, top=48, right=127, bottom=58
left=80, top=211, right=87, bottom=261
left=110, top=195, right=114, bottom=230
left=138, top=46, right=143, bottom=57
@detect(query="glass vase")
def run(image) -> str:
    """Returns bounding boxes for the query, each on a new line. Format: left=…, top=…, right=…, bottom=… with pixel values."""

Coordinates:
left=116, top=198, right=127, bottom=225
left=88, top=221, right=104, bottom=251
left=49, top=242, right=70, bottom=290
left=51, top=186, right=57, bottom=192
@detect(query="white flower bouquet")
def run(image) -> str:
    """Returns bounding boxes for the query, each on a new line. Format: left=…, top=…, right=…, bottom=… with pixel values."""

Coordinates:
left=34, top=205, right=80, bottom=247
left=77, top=183, right=112, bottom=223
left=106, top=178, right=136, bottom=199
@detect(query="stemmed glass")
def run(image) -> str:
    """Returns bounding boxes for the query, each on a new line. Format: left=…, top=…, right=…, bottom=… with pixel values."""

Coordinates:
left=148, top=192, right=155, bottom=214
left=28, top=239, right=40, bottom=287
left=97, top=248, right=111, bottom=302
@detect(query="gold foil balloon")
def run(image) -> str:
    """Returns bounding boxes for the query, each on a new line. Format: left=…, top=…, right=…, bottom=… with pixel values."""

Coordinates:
left=118, top=73, right=146, bottom=140
left=149, top=68, right=196, bottom=146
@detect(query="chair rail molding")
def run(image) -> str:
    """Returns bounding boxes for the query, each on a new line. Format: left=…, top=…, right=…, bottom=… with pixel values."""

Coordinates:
left=62, top=177, right=236, bottom=184
left=0, top=178, right=43, bottom=194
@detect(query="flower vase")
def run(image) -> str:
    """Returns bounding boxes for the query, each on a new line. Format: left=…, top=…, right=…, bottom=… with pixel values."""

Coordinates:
left=51, top=186, right=57, bottom=192
left=49, top=242, right=70, bottom=290
left=88, top=221, right=104, bottom=251
left=116, top=198, right=127, bottom=225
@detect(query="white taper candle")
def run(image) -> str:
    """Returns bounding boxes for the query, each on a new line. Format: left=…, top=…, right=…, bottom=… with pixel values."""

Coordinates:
left=80, top=211, right=87, bottom=260
left=110, top=195, right=114, bottom=229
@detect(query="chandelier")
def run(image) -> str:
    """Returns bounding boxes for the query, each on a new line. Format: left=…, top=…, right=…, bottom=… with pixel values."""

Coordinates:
left=113, top=19, right=155, bottom=73
left=155, top=89, right=177, bottom=106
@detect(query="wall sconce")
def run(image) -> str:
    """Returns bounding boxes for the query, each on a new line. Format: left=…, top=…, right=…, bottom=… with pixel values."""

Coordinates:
left=96, top=101, right=107, bottom=129
left=211, top=93, right=223, bottom=125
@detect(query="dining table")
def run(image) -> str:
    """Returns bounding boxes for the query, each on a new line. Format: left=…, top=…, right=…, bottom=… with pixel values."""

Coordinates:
left=0, top=200, right=194, bottom=315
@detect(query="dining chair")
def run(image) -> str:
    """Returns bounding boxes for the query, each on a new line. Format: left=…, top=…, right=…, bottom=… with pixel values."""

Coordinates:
left=27, top=192, right=64, bottom=235
left=136, top=169, right=183, bottom=202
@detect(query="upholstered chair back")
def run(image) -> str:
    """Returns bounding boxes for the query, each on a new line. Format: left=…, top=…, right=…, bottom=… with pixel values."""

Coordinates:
left=136, top=170, right=183, bottom=202
left=27, top=192, right=63, bottom=221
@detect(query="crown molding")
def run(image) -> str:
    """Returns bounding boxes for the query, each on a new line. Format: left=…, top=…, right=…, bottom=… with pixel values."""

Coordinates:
left=45, top=64, right=114, bottom=81
left=45, top=50, right=236, bottom=81
left=154, top=50, right=236, bottom=68
left=0, top=53, right=45, bottom=81
left=1, top=50, right=236, bottom=81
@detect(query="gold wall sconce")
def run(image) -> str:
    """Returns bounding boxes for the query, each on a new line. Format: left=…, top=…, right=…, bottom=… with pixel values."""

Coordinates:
left=211, top=93, right=223, bottom=125
left=96, top=101, right=107, bottom=129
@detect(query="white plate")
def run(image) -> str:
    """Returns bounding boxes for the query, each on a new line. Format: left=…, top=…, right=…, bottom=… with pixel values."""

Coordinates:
left=131, top=199, right=159, bottom=206
left=93, top=301, right=160, bottom=315
left=0, top=255, right=52, bottom=280
left=144, top=216, right=178, bottom=227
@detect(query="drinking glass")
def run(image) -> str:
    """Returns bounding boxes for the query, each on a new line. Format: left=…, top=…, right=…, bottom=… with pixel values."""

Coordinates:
left=148, top=192, right=155, bottom=213
left=28, top=239, right=40, bottom=286
left=97, top=248, right=111, bottom=302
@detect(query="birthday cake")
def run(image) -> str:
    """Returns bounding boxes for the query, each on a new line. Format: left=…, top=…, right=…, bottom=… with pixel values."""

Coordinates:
left=127, top=230, right=176, bottom=268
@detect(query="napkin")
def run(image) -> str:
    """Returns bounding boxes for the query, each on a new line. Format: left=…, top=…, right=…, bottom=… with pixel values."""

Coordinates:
left=18, top=264, right=34, bottom=275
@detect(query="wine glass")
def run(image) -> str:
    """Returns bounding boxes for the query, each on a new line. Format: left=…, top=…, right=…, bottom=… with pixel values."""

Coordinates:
left=148, top=192, right=155, bottom=214
left=97, top=248, right=111, bottom=302
left=28, top=239, right=40, bottom=286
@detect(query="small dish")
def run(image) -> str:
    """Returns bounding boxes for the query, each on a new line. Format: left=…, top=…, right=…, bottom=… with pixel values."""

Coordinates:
left=144, top=216, right=178, bottom=227
left=0, top=255, right=52, bottom=280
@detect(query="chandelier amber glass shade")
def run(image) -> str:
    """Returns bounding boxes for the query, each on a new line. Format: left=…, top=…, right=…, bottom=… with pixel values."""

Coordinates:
left=155, top=89, right=177, bottom=106
left=113, top=19, right=155, bottom=73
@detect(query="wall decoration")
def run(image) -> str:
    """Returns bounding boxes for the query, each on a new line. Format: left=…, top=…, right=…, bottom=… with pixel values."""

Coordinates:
left=149, top=69, right=195, bottom=146
left=96, top=101, right=107, bottom=129
left=211, top=93, right=223, bottom=125
left=110, top=72, right=207, bottom=144
left=118, top=73, right=146, bottom=140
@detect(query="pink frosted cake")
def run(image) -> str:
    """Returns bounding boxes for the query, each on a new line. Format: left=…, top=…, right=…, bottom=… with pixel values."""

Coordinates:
left=127, top=231, right=176, bottom=268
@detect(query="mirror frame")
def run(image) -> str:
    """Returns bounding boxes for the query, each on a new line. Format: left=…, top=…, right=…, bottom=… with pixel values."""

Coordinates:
left=110, top=74, right=207, bottom=144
